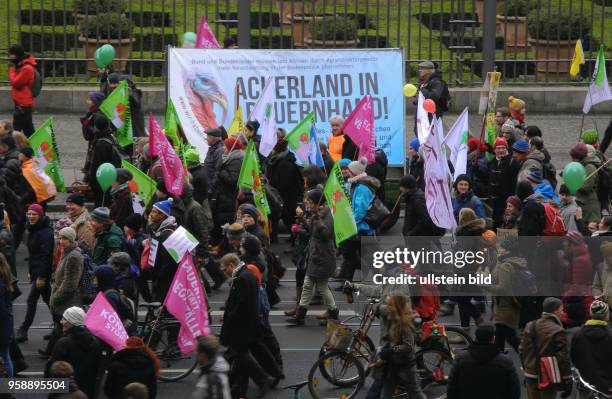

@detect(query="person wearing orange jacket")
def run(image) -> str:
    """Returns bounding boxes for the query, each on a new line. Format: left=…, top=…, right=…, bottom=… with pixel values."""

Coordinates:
left=8, top=45, right=37, bottom=137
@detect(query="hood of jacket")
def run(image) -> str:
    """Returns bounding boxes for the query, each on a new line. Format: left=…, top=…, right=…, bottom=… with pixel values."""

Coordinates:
left=525, top=150, right=546, bottom=163
left=583, top=154, right=602, bottom=167
left=27, top=215, right=52, bottom=232
left=268, top=150, right=296, bottom=166
left=580, top=321, right=611, bottom=340
left=468, top=342, right=502, bottom=364
left=352, top=174, right=381, bottom=190
left=113, top=347, right=154, bottom=369
left=222, top=149, right=244, bottom=164
left=457, top=218, right=486, bottom=236
left=99, top=223, right=123, bottom=239
left=17, top=54, right=37, bottom=68
left=155, top=216, right=177, bottom=234
left=70, top=207, right=90, bottom=225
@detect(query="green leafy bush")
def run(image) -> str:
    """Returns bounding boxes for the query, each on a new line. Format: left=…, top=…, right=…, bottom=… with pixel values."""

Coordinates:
left=79, top=13, right=131, bottom=39
left=500, top=0, right=536, bottom=17
left=309, top=16, right=358, bottom=41
left=74, top=0, right=126, bottom=15
left=527, top=8, right=589, bottom=40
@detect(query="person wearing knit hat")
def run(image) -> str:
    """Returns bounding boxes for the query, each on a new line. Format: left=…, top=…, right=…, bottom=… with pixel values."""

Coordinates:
left=512, top=138, right=529, bottom=154
left=226, top=223, right=246, bottom=242
left=65, top=193, right=96, bottom=251
left=114, top=168, right=133, bottom=185
left=570, top=142, right=589, bottom=160
left=90, top=207, right=111, bottom=225
left=406, top=138, right=424, bottom=191
left=224, top=136, right=244, bottom=152
left=570, top=142, right=602, bottom=224
left=508, top=96, right=526, bottom=125
left=501, top=194, right=522, bottom=229
left=347, top=158, right=367, bottom=177
left=94, top=115, right=110, bottom=131
left=108, top=168, right=134, bottom=229
left=338, top=158, right=352, bottom=176
left=582, top=129, right=599, bottom=146
left=124, top=214, right=143, bottom=233
left=184, top=148, right=200, bottom=165
left=19, top=146, right=33, bottom=159
left=542, top=297, right=563, bottom=313
left=152, top=199, right=173, bottom=218
left=88, top=206, right=124, bottom=265
left=61, top=306, right=86, bottom=327
left=238, top=203, right=268, bottom=247
left=66, top=193, right=85, bottom=207
left=525, top=168, right=543, bottom=186
left=240, top=235, right=262, bottom=257
left=27, top=203, right=44, bottom=218
left=452, top=174, right=485, bottom=222
left=87, top=92, right=105, bottom=109
left=409, top=138, right=420, bottom=153
left=59, top=226, right=77, bottom=243
left=493, top=137, right=508, bottom=150
left=489, top=131, right=518, bottom=229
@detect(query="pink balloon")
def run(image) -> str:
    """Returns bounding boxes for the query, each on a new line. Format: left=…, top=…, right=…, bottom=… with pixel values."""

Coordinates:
left=423, top=99, right=436, bottom=113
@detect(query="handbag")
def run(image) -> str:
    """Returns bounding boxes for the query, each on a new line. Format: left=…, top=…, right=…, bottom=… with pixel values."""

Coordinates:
left=365, top=197, right=391, bottom=229
left=538, top=356, right=562, bottom=390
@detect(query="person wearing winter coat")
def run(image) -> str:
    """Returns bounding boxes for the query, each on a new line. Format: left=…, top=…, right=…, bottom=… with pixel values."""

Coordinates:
left=239, top=204, right=268, bottom=249
left=203, top=128, right=225, bottom=199
left=87, top=116, right=121, bottom=207
left=571, top=300, right=612, bottom=394
left=447, top=325, right=521, bottom=399
left=45, top=307, right=102, bottom=399
left=0, top=253, right=14, bottom=377
left=212, top=137, right=244, bottom=243
left=516, top=181, right=546, bottom=236
left=8, top=44, right=36, bottom=136
left=400, top=175, right=444, bottom=237
left=571, top=142, right=602, bottom=223
left=81, top=91, right=106, bottom=174
left=406, top=139, right=425, bottom=191
left=108, top=252, right=139, bottom=304
left=520, top=297, right=573, bottom=399
left=559, top=231, right=594, bottom=327
left=0, top=135, right=35, bottom=207
left=184, top=149, right=209, bottom=205
left=500, top=195, right=522, bottom=229
left=153, top=180, right=186, bottom=225
left=327, top=115, right=359, bottom=162
left=89, top=207, right=123, bottom=266
left=146, top=200, right=178, bottom=302
left=65, top=193, right=95, bottom=252
left=513, top=139, right=546, bottom=185
left=417, top=61, right=449, bottom=119
left=365, top=149, right=388, bottom=202
left=105, top=336, right=159, bottom=399
left=266, top=139, right=304, bottom=236
left=193, top=335, right=231, bottom=399
left=487, top=137, right=520, bottom=227
left=451, top=174, right=485, bottom=222
left=559, top=184, right=580, bottom=232
left=46, top=228, right=84, bottom=357
left=593, top=242, right=612, bottom=308
left=108, top=169, right=134, bottom=229
left=287, top=188, right=338, bottom=325
left=0, top=176, right=25, bottom=253
left=16, top=204, right=54, bottom=343
left=466, top=138, right=490, bottom=198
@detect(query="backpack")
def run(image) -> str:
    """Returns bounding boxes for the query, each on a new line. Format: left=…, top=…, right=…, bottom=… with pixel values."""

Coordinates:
left=99, top=137, right=127, bottom=168
left=30, top=66, right=43, bottom=98
left=509, top=263, right=538, bottom=310
left=77, top=248, right=96, bottom=305
left=439, top=81, right=451, bottom=113
left=542, top=202, right=566, bottom=237
left=540, top=160, right=558, bottom=189
left=265, top=184, right=284, bottom=216
left=105, top=288, right=137, bottom=334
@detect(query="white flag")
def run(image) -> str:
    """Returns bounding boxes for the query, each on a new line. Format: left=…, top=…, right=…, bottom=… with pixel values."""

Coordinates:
left=421, top=117, right=457, bottom=230
left=444, top=107, right=470, bottom=181
left=583, top=46, right=612, bottom=114
left=416, top=92, right=431, bottom=143
left=249, top=77, right=277, bottom=157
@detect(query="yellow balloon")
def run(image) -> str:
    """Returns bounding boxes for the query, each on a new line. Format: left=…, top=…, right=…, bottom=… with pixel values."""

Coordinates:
left=403, top=83, right=418, bottom=97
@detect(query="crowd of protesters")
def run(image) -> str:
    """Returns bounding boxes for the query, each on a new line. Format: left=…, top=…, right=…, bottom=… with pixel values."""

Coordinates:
left=1, top=46, right=612, bottom=399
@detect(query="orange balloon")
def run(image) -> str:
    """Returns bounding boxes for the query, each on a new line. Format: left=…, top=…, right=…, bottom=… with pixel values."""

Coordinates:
left=423, top=99, right=436, bottom=113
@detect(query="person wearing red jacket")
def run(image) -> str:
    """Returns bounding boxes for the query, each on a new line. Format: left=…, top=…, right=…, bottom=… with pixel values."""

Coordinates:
left=8, top=44, right=36, bottom=137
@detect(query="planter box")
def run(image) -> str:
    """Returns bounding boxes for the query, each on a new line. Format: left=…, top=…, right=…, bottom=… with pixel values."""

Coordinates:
left=497, top=15, right=529, bottom=52
left=529, top=38, right=576, bottom=77
left=79, top=35, right=135, bottom=72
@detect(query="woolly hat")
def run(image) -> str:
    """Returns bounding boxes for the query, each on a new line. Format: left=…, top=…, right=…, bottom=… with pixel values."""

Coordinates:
left=241, top=235, right=261, bottom=256
left=542, top=297, right=563, bottom=313
left=348, top=158, right=367, bottom=176
left=512, top=139, right=529, bottom=153
left=526, top=168, right=543, bottom=185
left=582, top=129, right=599, bottom=145
left=224, top=137, right=244, bottom=151
left=525, top=126, right=543, bottom=138
left=66, top=193, right=85, bottom=206
left=409, top=138, right=420, bottom=152
left=493, top=137, right=508, bottom=149
left=246, top=120, right=260, bottom=132
left=125, top=336, right=146, bottom=349
left=62, top=307, right=85, bottom=326
left=19, top=147, right=34, bottom=158
left=184, top=148, right=200, bottom=164
left=124, top=214, right=143, bottom=232
left=54, top=218, right=73, bottom=234
left=59, top=227, right=76, bottom=242
left=339, top=159, right=351, bottom=168
left=108, top=73, right=121, bottom=85
left=570, top=142, right=588, bottom=160
left=566, top=230, right=585, bottom=245
left=559, top=184, right=571, bottom=196
left=467, top=137, right=482, bottom=152
left=601, top=241, right=612, bottom=258
left=273, top=138, right=288, bottom=153
left=454, top=173, right=471, bottom=188
left=226, top=223, right=246, bottom=241
left=506, top=195, right=522, bottom=210
left=475, top=324, right=495, bottom=343
left=91, top=207, right=111, bottom=224
left=115, top=168, right=133, bottom=184
left=508, top=96, right=525, bottom=113
left=108, top=252, right=131, bottom=266
left=240, top=204, right=259, bottom=221
left=500, top=121, right=515, bottom=133
left=27, top=204, right=44, bottom=217
left=95, top=116, right=110, bottom=131
left=590, top=300, right=609, bottom=320
left=306, top=187, right=325, bottom=205
left=153, top=199, right=173, bottom=217
left=205, top=128, right=222, bottom=138
left=400, top=175, right=417, bottom=190
left=87, top=91, right=106, bottom=107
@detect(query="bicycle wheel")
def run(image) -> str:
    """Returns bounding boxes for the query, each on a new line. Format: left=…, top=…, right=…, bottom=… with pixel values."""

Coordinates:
left=444, top=325, right=473, bottom=352
left=146, top=321, right=198, bottom=382
left=416, top=347, right=454, bottom=389
left=308, top=350, right=365, bottom=399
left=318, top=335, right=375, bottom=383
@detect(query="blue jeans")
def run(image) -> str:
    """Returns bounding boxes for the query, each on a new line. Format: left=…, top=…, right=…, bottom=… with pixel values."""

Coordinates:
left=366, top=378, right=383, bottom=399
left=1, top=345, right=13, bottom=377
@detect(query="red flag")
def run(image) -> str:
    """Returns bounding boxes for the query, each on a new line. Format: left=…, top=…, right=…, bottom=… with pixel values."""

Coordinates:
left=150, top=113, right=186, bottom=196
left=341, top=95, right=376, bottom=164
left=163, top=253, right=211, bottom=354
left=196, top=16, right=221, bottom=49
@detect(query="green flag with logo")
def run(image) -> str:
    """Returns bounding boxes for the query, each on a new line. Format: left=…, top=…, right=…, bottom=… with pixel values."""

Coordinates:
left=99, top=80, right=133, bottom=147
left=285, top=112, right=315, bottom=164
left=121, top=160, right=156, bottom=206
left=323, top=163, right=357, bottom=245
left=29, top=116, right=65, bottom=192
left=238, top=140, right=271, bottom=220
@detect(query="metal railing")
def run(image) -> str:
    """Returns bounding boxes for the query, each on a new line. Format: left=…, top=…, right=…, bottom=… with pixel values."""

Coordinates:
left=1, top=0, right=610, bottom=85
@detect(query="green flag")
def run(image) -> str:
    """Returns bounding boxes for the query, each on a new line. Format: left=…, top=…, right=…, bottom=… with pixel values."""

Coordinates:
left=323, top=163, right=357, bottom=245
left=99, top=80, right=133, bottom=148
left=238, top=140, right=271, bottom=220
left=121, top=160, right=156, bottom=206
left=165, top=99, right=181, bottom=149
left=285, top=112, right=315, bottom=164
left=29, top=117, right=65, bottom=192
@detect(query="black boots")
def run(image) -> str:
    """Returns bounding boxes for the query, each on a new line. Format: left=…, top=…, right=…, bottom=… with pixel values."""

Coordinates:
left=286, top=307, right=307, bottom=325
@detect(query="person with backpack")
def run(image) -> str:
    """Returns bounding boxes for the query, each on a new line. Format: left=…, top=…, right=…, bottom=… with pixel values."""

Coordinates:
left=87, top=116, right=122, bottom=207
left=15, top=204, right=54, bottom=343
left=44, top=227, right=84, bottom=358
left=417, top=61, right=450, bottom=120
left=8, top=44, right=38, bottom=137
left=93, top=265, right=136, bottom=335
left=19, top=147, right=56, bottom=206
left=365, top=149, right=389, bottom=202
left=559, top=231, right=594, bottom=327
left=571, top=142, right=602, bottom=223
left=488, top=137, right=520, bottom=228
left=108, top=168, right=134, bottom=229
left=529, top=137, right=557, bottom=188
left=81, top=91, right=106, bottom=175
left=514, top=138, right=549, bottom=187
left=451, top=174, right=486, bottom=222
left=193, top=335, right=231, bottom=399
left=108, top=252, right=139, bottom=304
left=516, top=181, right=546, bottom=237
left=89, top=207, right=123, bottom=266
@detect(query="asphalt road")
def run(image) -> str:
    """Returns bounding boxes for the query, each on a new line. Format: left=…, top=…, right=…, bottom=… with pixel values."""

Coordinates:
left=2, top=111, right=610, bottom=399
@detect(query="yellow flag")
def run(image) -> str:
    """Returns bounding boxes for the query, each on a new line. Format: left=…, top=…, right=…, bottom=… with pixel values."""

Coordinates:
left=227, top=106, right=245, bottom=136
left=570, top=39, right=585, bottom=77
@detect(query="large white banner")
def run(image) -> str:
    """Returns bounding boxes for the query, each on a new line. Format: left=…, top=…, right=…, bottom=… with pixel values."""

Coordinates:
left=168, top=48, right=405, bottom=166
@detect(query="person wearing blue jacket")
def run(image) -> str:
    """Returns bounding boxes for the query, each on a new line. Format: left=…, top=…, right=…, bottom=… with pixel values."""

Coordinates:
left=452, top=174, right=485, bottom=222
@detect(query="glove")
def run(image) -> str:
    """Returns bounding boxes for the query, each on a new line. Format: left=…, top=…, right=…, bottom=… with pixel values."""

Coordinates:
left=560, top=379, right=573, bottom=398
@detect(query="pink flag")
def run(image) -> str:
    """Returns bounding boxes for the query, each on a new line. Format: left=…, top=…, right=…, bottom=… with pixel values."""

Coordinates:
left=148, top=113, right=160, bottom=157
left=164, top=253, right=211, bottom=355
left=85, top=292, right=129, bottom=351
left=195, top=16, right=221, bottom=49
left=341, top=95, right=376, bottom=164
left=150, top=113, right=186, bottom=196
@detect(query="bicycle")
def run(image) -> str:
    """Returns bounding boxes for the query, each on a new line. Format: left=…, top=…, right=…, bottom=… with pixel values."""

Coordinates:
left=572, top=368, right=612, bottom=399
left=138, top=302, right=199, bottom=382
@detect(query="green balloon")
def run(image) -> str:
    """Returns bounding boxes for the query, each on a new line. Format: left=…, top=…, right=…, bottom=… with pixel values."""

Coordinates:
left=98, top=44, right=116, bottom=67
left=562, top=161, right=586, bottom=195
left=96, top=163, right=117, bottom=191
left=183, top=32, right=196, bottom=48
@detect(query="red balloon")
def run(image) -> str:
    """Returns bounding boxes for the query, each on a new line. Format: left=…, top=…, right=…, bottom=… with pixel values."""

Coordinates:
left=423, top=99, right=436, bottom=113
